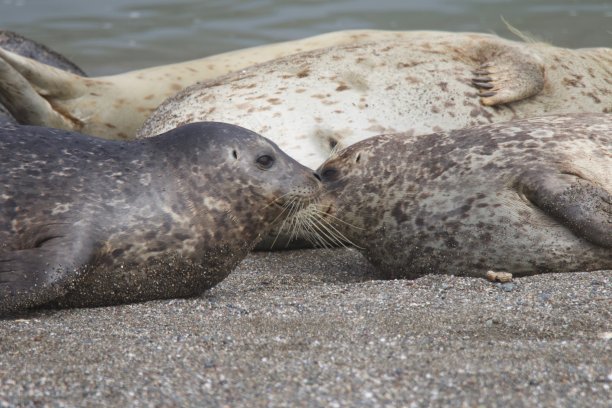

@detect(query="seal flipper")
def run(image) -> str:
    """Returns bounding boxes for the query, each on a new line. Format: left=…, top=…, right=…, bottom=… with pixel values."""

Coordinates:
left=471, top=42, right=545, bottom=106
left=518, top=171, right=612, bottom=248
left=0, top=230, right=94, bottom=316
left=0, top=47, right=83, bottom=129
left=0, top=30, right=86, bottom=76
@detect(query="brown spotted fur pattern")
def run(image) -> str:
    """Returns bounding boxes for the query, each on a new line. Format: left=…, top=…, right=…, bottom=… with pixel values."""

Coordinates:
left=141, top=32, right=611, bottom=169
left=315, top=113, right=611, bottom=278
left=0, top=122, right=320, bottom=314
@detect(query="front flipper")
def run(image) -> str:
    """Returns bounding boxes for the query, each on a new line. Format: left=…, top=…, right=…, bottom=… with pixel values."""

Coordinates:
left=0, top=231, right=94, bottom=316
left=0, top=47, right=84, bottom=130
left=471, top=41, right=545, bottom=106
left=518, top=171, right=612, bottom=248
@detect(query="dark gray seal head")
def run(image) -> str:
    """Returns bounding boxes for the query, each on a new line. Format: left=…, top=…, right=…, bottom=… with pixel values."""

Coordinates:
left=310, top=113, right=611, bottom=279
left=0, top=122, right=320, bottom=315
left=0, top=30, right=86, bottom=126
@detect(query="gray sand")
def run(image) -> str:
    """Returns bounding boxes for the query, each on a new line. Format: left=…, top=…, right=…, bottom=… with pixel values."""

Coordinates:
left=1, top=248, right=610, bottom=407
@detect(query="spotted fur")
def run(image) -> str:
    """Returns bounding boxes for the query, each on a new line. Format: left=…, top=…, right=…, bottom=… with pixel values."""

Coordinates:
left=0, top=122, right=320, bottom=314
left=1, top=30, right=610, bottom=142
left=315, top=113, right=611, bottom=278
left=141, top=32, right=611, bottom=169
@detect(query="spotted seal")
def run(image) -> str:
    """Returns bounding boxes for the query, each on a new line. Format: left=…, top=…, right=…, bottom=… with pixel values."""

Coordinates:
left=0, top=30, right=86, bottom=126
left=0, top=122, right=320, bottom=315
left=2, top=30, right=610, bottom=142
left=140, top=32, right=611, bottom=170
left=309, top=113, right=611, bottom=279
left=0, top=29, right=401, bottom=138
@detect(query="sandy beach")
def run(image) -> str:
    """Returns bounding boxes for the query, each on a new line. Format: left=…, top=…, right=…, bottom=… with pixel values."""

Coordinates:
left=0, top=248, right=609, bottom=407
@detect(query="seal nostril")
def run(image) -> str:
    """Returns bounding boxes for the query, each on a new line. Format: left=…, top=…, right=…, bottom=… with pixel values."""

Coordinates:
left=313, top=172, right=321, bottom=181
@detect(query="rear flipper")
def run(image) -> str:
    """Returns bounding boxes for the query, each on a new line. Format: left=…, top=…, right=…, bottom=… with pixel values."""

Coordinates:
left=471, top=40, right=545, bottom=106
left=0, top=233, right=94, bottom=316
left=0, top=47, right=84, bottom=130
left=0, top=30, right=86, bottom=75
left=519, top=171, right=612, bottom=248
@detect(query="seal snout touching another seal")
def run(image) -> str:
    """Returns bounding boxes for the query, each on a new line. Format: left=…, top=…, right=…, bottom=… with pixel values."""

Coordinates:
left=0, top=121, right=320, bottom=315
left=309, top=113, right=612, bottom=279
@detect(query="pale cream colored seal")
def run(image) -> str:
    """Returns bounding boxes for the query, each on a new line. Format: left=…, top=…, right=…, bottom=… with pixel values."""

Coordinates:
left=2, top=29, right=610, bottom=146
left=0, top=30, right=414, bottom=138
left=140, top=32, right=611, bottom=169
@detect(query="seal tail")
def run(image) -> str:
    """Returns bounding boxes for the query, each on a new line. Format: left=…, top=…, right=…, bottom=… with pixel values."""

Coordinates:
left=0, top=47, right=84, bottom=129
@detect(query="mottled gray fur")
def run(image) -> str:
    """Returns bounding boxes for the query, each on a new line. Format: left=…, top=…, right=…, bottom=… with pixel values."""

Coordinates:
left=316, top=113, right=611, bottom=278
left=0, top=122, right=319, bottom=315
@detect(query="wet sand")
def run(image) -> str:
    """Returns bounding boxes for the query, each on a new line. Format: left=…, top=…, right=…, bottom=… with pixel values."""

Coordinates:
left=0, top=248, right=610, bottom=407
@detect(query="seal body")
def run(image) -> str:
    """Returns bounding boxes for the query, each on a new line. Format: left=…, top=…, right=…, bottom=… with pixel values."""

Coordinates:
left=313, top=113, right=611, bottom=278
left=0, top=29, right=402, bottom=138
left=1, top=30, right=610, bottom=141
left=141, top=32, right=612, bottom=169
left=0, top=122, right=320, bottom=314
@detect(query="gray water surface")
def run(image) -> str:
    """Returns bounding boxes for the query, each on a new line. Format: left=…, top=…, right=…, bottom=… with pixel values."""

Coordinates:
left=0, top=0, right=611, bottom=75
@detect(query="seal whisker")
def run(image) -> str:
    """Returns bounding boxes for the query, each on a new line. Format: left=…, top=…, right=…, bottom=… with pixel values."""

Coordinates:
left=302, top=217, right=340, bottom=248
left=267, top=195, right=297, bottom=228
left=270, top=195, right=304, bottom=248
left=309, top=214, right=362, bottom=249
left=261, top=190, right=298, bottom=210
left=290, top=203, right=360, bottom=249
left=308, top=206, right=365, bottom=230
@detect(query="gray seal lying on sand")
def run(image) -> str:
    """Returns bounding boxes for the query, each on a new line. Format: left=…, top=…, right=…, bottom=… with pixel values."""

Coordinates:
left=140, top=32, right=611, bottom=170
left=0, top=122, right=320, bottom=315
left=309, top=113, right=611, bottom=279
left=0, top=30, right=86, bottom=126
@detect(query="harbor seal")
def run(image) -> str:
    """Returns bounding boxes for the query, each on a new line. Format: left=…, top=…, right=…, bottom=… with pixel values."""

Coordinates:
left=140, top=32, right=611, bottom=170
left=309, top=113, right=611, bottom=279
left=0, top=30, right=86, bottom=126
left=0, top=122, right=320, bottom=315
left=0, top=29, right=401, bottom=138
left=1, top=30, right=610, bottom=141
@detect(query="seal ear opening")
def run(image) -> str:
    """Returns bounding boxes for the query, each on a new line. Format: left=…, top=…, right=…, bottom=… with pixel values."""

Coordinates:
left=232, top=149, right=238, bottom=160
left=355, top=154, right=361, bottom=163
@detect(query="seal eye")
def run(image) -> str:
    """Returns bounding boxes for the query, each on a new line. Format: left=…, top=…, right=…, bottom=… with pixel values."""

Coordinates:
left=256, top=154, right=275, bottom=169
left=321, top=168, right=339, bottom=181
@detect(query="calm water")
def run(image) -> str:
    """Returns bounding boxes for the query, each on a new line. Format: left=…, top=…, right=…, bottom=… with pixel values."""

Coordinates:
left=1, top=0, right=611, bottom=75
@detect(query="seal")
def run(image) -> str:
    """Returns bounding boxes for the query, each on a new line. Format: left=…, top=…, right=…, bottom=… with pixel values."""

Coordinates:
left=0, top=29, right=398, bottom=138
left=139, top=32, right=612, bottom=170
left=309, top=113, right=611, bottom=279
left=0, top=30, right=86, bottom=75
left=1, top=29, right=610, bottom=141
left=0, top=30, right=86, bottom=126
left=0, top=121, right=320, bottom=315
